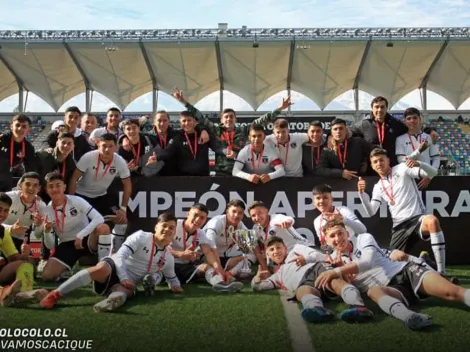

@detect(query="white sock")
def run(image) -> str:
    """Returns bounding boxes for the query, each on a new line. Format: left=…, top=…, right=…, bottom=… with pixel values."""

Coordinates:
left=377, top=296, right=414, bottom=322
left=300, top=294, right=324, bottom=309
left=107, top=291, right=127, bottom=307
left=430, top=231, right=446, bottom=273
left=341, top=284, right=365, bottom=306
left=57, top=269, right=92, bottom=295
left=97, top=235, right=112, bottom=261
left=111, top=224, right=127, bottom=253
left=464, top=290, right=470, bottom=307
left=205, top=268, right=224, bottom=286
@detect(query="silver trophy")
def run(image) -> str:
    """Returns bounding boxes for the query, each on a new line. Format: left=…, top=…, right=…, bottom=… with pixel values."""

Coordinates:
left=227, top=225, right=264, bottom=274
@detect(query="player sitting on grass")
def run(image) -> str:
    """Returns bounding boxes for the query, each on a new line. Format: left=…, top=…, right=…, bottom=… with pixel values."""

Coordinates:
left=0, top=192, right=48, bottom=307
left=251, top=236, right=373, bottom=324
left=315, top=219, right=470, bottom=331
left=40, top=212, right=182, bottom=313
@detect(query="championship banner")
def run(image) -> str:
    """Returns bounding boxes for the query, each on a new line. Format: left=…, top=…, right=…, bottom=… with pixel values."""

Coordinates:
left=125, top=176, right=470, bottom=265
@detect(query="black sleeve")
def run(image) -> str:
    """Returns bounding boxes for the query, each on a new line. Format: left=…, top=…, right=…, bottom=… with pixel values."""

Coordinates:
left=24, top=142, right=37, bottom=172
left=349, top=121, right=364, bottom=138
left=157, top=137, right=178, bottom=161
left=46, top=131, right=58, bottom=148
left=394, top=118, right=409, bottom=136
left=315, top=150, right=343, bottom=178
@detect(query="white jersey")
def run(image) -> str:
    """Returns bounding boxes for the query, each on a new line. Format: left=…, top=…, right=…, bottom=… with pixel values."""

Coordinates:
left=170, top=219, right=205, bottom=264
left=395, top=132, right=440, bottom=169
left=333, top=233, right=406, bottom=292
left=359, top=163, right=437, bottom=227
left=200, top=215, right=247, bottom=256
left=43, top=195, right=104, bottom=244
left=264, top=133, right=309, bottom=177
left=4, top=191, right=47, bottom=241
left=261, top=214, right=314, bottom=251
left=313, top=206, right=367, bottom=243
left=232, top=144, right=285, bottom=180
left=251, top=244, right=326, bottom=292
left=75, top=150, right=130, bottom=198
left=110, top=230, right=180, bottom=286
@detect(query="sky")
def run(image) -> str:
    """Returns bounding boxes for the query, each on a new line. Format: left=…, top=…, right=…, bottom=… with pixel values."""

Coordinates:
left=1, top=0, right=470, bottom=113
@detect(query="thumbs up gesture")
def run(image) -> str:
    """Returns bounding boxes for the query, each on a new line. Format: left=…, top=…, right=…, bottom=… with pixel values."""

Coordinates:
left=146, top=152, right=157, bottom=166
left=357, top=176, right=366, bottom=194
left=11, top=219, right=30, bottom=236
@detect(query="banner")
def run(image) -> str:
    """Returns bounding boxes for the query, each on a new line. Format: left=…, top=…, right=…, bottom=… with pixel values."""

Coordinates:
left=126, top=176, right=470, bottom=265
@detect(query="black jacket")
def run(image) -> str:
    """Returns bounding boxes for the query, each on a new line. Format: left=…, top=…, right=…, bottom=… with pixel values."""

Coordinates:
left=46, top=130, right=91, bottom=162
left=350, top=113, right=408, bottom=169
left=302, top=141, right=327, bottom=176
left=316, top=137, right=371, bottom=178
left=118, top=133, right=159, bottom=176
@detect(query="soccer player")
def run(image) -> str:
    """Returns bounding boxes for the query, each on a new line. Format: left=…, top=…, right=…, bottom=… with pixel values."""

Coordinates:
left=248, top=200, right=314, bottom=271
left=80, top=113, right=98, bottom=142
left=232, top=124, right=286, bottom=183
left=315, top=219, right=470, bottom=330
left=68, top=133, right=131, bottom=226
left=168, top=203, right=209, bottom=284
left=395, top=107, right=440, bottom=189
left=0, top=193, right=48, bottom=307
left=0, top=114, right=37, bottom=192
left=40, top=212, right=182, bottom=313
left=357, top=148, right=447, bottom=274
left=252, top=236, right=373, bottom=323
left=172, top=86, right=292, bottom=176
left=199, top=200, right=250, bottom=293
left=263, top=119, right=309, bottom=177
left=41, top=172, right=110, bottom=282
left=302, top=121, right=327, bottom=176
left=89, top=107, right=122, bottom=145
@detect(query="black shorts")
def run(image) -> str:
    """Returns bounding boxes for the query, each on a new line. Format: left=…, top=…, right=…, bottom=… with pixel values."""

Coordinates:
left=93, top=257, right=121, bottom=296
left=174, top=262, right=204, bottom=284
left=297, top=263, right=338, bottom=300
left=77, top=193, right=119, bottom=218
left=51, top=235, right=95, bottom=270
left=388, top=262, right=431, bottom=305
left=390, top=215, right=426, bottom=252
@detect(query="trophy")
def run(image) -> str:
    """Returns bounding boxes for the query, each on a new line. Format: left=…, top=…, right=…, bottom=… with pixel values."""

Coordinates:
left=227, top=225, right=264, bottom=274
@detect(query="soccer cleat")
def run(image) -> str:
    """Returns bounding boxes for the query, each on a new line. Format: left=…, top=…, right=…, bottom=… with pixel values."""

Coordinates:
left=405, top=313, right=433, bottom=331
left=92, top=295, right=125, bottom=313
left=40, top=290, right=62, bottom=309
left=212, top=281, right=244, bottom=294
left=14, top=289, right=49, bottom=304
left=301, top=307, right=335, bottom=323
left=339, top=305, right=374, bottom=323
left=0, top=280, right=22, bottom=307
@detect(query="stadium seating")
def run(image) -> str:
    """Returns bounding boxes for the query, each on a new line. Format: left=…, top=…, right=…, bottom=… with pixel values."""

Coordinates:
left=0, top=120, right=47, bottom=149
left=428, top=119, right=470, bottom=173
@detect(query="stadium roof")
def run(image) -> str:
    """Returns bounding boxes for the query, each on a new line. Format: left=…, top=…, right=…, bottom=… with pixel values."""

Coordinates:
left=1, top=27, right=470, bottom=112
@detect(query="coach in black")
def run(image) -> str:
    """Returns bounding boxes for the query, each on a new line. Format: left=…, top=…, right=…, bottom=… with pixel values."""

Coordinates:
left=350, top=96, right=407, bottom=171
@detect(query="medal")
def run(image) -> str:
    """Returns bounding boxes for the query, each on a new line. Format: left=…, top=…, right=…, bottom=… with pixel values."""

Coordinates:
left=390, top=200, right=395, bottom=206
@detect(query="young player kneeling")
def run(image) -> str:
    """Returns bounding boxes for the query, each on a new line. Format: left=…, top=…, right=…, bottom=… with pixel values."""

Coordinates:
left=251, top=236, right=373, bottom=324
left=40, top=212, right=182, bottom=312
left=315, top=219, right=470, bottom=330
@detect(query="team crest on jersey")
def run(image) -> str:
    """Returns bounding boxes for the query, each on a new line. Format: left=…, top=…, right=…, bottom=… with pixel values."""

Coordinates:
left=354, top=249, right=361, bottom=258
left=262, top=156, right=269, bottom=164
left=109, top=167, right=117, bottom=174
left=269, top=229, right=276, bottom=236
left=69, top=208, right=78, bottom=217
left=290, top=142, right=297, bottom=148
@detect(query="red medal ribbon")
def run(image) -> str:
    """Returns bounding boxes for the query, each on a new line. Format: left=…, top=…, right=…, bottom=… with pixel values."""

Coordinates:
left=130, top=142, right=141, bottom=165
left=408, top=134, right=422, bottom=151
left=311, top=145, right=321, bottom=168
left=184, top=132, right=198, bottom=160
left=250, top=146, right=264, bottom=171
left=53, top=198, right=67, bottom=236
left=336, top=139, right=348, bottom=168
left=95, top=155, right=113, bottom=181
left=157, top=133, right=167, bottom=149
left=376, top=122, right=385, bottom=147
left=222, top=131, right=235, bottom=149
left=380, top=173, right=395, bottom=205
left=10, top=138, right=25, bottom=171
left=182, top=221, right=198, bottom=251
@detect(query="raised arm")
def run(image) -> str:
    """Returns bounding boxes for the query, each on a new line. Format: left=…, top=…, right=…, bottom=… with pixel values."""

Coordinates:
left=357, top=177, right=381, bottom=217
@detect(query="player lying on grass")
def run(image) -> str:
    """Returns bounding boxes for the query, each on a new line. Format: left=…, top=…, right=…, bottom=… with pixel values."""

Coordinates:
left=315, top=219, right=470, bottom=331
left=40, top=212, right=182, bottom=312
left=251, top=236, right=374, bottom=324
left=0, top=192, right=48, bottom=307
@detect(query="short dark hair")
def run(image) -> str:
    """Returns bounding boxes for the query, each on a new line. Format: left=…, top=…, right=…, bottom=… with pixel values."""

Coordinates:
left=191, top=203, right=209, bottom=214
left=122, top=119, right=141, bottom=128
left=65, top=106, right=81, bottom=115
left=179, top=111, right=194, bottom=119
left=226, top=199, right=246, bottom=211
left=44, top=171, right=64, bottom=184
left=99, top=133, right=117, bottom=144
left=222, top=108, right=236, bottom=116
left=156, top=212, right=177, bottom=224
left=155, top=110, right=170, bottom=119
left=18, top=172, right=42, bottom=187
left=322, top=218, right=346, bottom=235
left=370, top=147, right=388, bottom=158
left=371, top=96, right=388, bottom=108
left=273, top=118, right=289, bottom=129
left=249, top=123, right=264, bottom=134
left=248, top=201, right=268, bottom=213
left=57, top=132, right=75, bottom=141
left=404, top=107, right=421, bottom=118
left=331, top=118, right=346, bottom=127
left=312, top=184, right=332, bottom=195
left=266, top=236, right=285, bottom=248
left=107, top=107, right=121, bottom=115
left=0, top=192, right=13, bottom=207
left=309, top=121, right=323, bottom=129
left=12, top=114, right=32, bottom=125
